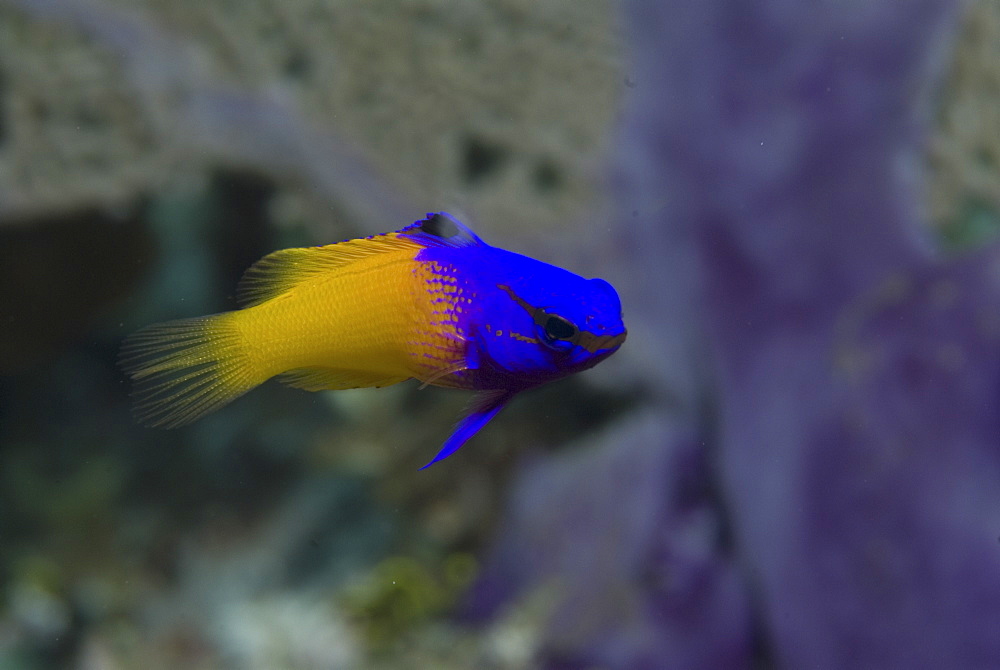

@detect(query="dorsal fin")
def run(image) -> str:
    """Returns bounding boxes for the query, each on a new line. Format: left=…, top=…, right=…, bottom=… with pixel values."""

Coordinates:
left=401, top=212, right=486, bottom=248
left=236, top=232, right=421, bottom=307
left=236, top=213, right=485, bottom=308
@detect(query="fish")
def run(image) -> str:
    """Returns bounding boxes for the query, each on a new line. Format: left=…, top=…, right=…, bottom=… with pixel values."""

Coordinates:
left=120, top=213, right=627, bottom=468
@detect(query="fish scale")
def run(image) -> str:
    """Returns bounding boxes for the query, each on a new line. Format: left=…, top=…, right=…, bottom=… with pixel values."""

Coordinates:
left=247, top=251, right=428, bottom=378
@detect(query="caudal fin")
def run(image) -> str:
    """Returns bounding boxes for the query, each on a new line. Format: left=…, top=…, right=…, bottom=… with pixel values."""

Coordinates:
left=119, top=314, right=259, bottom=428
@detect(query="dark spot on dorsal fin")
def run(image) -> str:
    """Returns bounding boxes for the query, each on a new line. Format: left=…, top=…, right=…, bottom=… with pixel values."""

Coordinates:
left=404, top=212, right=485, bottom=248
left=418, top=212, right=460, bottom=239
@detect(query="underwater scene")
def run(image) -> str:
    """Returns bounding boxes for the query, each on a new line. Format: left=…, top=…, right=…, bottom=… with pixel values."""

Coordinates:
left=1, top=0, right=999, bottom=668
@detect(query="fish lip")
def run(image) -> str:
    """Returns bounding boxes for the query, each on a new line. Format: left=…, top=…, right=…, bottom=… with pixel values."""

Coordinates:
left=577, top=329, right=627, bottom=354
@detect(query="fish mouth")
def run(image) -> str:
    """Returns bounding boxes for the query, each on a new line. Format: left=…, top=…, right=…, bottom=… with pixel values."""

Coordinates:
left=577, top=329, right=627, bottom=354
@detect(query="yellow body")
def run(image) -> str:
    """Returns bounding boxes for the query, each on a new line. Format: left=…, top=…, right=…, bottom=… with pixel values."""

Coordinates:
left=120, top=231, right=468, bottom=428
left=243, top=247, right=426, bottom=382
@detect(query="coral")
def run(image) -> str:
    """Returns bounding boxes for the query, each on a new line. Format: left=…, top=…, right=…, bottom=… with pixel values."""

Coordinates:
left=472, top=0, right=1000, bottom=667
left=467, top=414, right=751, bottom=668
left=0, top=5, right=159, bottom=220
left=0, top=0, right=620, bottom=240
left=341, top=552, right=477, bottom=649
left=927, top=0, right=1000, bottom=245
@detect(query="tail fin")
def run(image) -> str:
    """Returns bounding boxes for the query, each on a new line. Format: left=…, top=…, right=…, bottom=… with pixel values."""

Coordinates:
left=119, top=314, right=259, bottom=428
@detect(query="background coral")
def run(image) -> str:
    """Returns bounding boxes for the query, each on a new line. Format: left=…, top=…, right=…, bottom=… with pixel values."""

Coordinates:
left=469, top=0, right=1000, bottom=668
left=0, top=0, right=620, bottom=242
left=928, top=0, right=1000, bottom=248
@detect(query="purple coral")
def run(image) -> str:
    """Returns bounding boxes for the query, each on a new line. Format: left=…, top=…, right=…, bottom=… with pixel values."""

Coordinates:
left=469, top=1, right=1000, bottom=667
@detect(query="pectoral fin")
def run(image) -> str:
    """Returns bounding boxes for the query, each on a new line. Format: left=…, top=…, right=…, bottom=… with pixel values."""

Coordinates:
left=420, top=390, right=515, bottom=469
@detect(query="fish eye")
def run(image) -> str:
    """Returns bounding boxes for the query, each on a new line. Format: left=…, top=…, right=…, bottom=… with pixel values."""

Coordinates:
left=543, top=314, right=577, bottom=341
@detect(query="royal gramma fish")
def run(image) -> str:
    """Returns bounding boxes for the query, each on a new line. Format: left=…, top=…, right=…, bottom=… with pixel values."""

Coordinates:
left=120, top=213, right=626, bottom=468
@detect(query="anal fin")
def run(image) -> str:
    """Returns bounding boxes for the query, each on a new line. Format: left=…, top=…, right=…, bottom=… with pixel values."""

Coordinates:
left=280, top=367, right=407, bottom=392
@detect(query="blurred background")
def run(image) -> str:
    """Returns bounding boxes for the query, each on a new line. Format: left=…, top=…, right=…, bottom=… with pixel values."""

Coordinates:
left=0, top=0, right=998, bottom=668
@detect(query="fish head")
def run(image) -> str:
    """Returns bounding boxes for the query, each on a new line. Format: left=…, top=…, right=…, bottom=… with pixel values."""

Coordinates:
left=470, top=259, right=627, bottom=386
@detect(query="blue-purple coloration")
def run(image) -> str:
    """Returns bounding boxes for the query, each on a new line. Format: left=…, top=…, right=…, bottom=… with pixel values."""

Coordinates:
left=402, top=213, right=626, bottom=468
